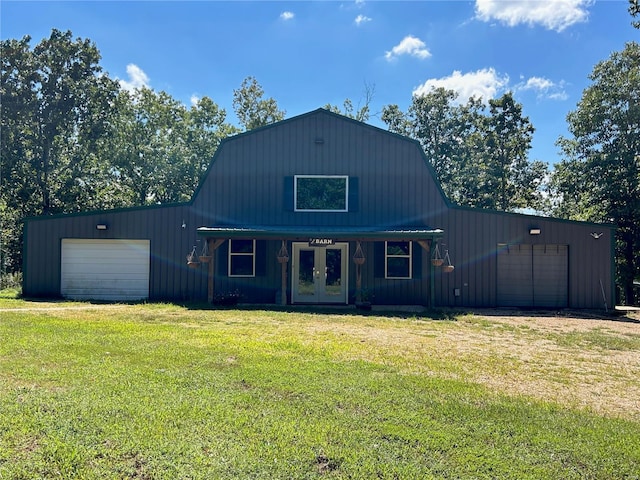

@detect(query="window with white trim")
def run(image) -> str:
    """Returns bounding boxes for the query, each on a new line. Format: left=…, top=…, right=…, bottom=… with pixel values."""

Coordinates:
left=385, top=241, right=412, bottom=279
left=294, top=175, right=348, bottom=212
left=228, top=239, right=256, bottom=277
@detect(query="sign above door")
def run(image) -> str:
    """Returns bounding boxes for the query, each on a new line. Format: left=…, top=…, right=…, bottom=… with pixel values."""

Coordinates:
left=308, top=238, right=335, bottom=247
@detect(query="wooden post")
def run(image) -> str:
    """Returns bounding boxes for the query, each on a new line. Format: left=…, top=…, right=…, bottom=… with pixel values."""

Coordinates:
left=353, top=241, right=365, bottom=303
left=277, top=240, right=289, bottom=305
left=417, top=240, right=433, bottom=308
left=281, top=261, right=288, bottom=305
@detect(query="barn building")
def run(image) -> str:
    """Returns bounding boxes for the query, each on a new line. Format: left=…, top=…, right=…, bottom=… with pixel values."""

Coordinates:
left=23, top=109, right=615, bottom=309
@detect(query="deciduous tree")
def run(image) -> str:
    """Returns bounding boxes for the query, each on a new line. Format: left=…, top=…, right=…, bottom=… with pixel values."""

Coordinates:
left=110, top=88, right=237, bottom=205
left=382, top=89, right=546, bottom=212
left=324, top=82, right=375, bottom=122
left=550, top=42, right=640, bottom=303
left=232, top=76, right=285, bottom=130
left=1, top=30, right=119, bottom=271
left=630, top=0, right=640, bottom=28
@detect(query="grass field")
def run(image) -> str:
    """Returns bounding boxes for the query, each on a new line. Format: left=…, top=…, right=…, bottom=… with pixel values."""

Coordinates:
left=1, top=291, right=639, bottom=479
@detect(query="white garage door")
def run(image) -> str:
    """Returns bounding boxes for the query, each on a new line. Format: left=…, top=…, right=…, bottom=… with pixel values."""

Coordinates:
left=61, top=239, right=150, bottom=301
left=497, top=244, right=568, bottom=308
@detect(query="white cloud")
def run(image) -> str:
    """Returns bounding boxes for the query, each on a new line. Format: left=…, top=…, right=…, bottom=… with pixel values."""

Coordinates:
left=515, top=76, right=568, bottom=100
left=520, top=76, right=554, bottom=91
left=413, top=68, right=509, bottom=103
left=548, top=91, right=569, bottom=101
left=355, top=14, right=372, bottom=26
left=385, top=35, right=431, bottom=61
left=475, top=0, right=591, bottom=32
left=118, top=64, right=150, bottom=92
left=190, top=95, right=200, bottom=106
left=280, top=11, right=294, bottom=21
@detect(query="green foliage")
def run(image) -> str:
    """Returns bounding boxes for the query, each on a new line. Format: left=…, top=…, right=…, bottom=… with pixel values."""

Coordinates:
left=631, top=0, right=640, bottom=28
left=324, top=82, right=375, bottom=122
left=1, top=30, right=120, bottom=272
left=1, top=29, right=239, bottom=270
left=232, top=76, right=285, bottom=131
left=109, top=88, right=237, bottom=205
left=382, top=89, right=547, bottom=212
left=550, top=42, right=640, bottom=304
left=0, top=272, right=21, bottom=291
left=296, top=177, right=347, bottom=211
left=0, top=304, right=638, bottom=478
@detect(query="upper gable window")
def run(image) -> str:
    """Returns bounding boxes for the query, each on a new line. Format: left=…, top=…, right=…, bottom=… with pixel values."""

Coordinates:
left=294, top=175, right=348, bottom=212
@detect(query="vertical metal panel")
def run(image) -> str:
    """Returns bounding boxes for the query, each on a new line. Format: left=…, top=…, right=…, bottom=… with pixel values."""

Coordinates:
left=497, top=244, right=534, bottom=307
left=496, top=244, right=568, bottom=308
left=190, top=110, right=450, bottom=231
left=22, top=110, right=615, bottom=308
left=533, top=244, right=568, bottom=308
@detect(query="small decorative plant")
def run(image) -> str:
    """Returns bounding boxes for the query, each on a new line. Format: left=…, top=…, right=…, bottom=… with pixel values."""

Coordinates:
left=213, top=290, right=242, bottom=306
left=355, top=288, right=373, bottom=310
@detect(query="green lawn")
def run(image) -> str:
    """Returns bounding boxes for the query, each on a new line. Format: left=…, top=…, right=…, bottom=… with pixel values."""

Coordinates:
left=1, top=294, right=639, bottom=479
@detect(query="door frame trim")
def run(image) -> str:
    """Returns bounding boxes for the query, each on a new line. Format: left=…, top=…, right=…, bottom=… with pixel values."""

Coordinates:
left=291, top=242, right=349, bottom=304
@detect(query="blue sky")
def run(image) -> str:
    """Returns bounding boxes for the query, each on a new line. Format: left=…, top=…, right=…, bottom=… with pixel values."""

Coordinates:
left=2, top=1, right=638, bottom=166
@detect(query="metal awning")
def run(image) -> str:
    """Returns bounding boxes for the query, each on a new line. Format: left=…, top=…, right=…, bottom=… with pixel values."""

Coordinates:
left=196, top=225, right=444, bottom=241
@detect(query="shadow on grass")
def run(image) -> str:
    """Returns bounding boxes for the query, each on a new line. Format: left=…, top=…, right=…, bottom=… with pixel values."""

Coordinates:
left=178, top=301, right=463, bottom=321
left=10, top=290, right=638, bottom=324
left=465, top=307, right=640, bottom=324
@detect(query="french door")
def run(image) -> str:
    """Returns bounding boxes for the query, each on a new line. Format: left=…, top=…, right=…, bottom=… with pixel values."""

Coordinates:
left=291, top=243, right=348, bottom=304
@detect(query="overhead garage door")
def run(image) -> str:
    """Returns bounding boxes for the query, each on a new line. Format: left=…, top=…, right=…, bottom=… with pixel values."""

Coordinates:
left=61, top=239, right=150, bottom=301
left=497, top=244, right=568, bottom=308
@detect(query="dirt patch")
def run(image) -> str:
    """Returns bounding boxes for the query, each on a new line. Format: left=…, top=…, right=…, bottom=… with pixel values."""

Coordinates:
left=303, top=309, right=640, bottom=420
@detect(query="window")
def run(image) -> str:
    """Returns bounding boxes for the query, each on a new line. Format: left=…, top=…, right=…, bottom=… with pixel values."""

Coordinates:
left=228, top=239, right=255, bottom=277
left=385, top=241, right=412, bottom=279
left=295, top=175, right=348, bottom=212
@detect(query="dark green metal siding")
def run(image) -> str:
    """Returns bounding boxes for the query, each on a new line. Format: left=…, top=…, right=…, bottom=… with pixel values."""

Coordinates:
left=23, top=109, right=614, bottom=308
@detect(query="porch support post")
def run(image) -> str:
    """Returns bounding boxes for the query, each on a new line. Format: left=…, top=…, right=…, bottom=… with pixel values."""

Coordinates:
left=277, top=240, right=289, bottom=305
left=207, top=238, right=226, bottom=303
left=417, top=240, right=433, bottom=308
left=353, top=241, right=366, bottom=303
left=280, top=261, right=288, bottom=305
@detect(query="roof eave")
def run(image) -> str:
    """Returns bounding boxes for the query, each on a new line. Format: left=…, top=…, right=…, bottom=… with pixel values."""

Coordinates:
left=196, top=227, right=444, bottom=241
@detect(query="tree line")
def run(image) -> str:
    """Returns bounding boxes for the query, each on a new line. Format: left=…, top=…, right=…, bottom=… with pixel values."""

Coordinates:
left=2, top=12, right=639, bottom=303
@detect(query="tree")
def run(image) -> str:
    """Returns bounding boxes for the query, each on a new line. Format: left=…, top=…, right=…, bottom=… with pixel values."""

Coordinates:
left=1, top=29, right=237, bottom=273
left=1, top=30, right=120, bottom=271
left=630, top=0, right=640, bottom=28
left=232, top=76, right=285, bottom=130
left=110, top=88, right=237, bottom=205
left=324, top=82, right=375, bottom=122
left=482, top=93, right=545, bottom=211
left=382, top=89, right=546, bottom=212
left=550, top=42, right=640, bottom=304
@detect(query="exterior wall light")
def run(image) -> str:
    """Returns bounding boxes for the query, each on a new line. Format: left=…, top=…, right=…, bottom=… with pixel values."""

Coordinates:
left=96, top=224, right=108, bottom=230
left=529, top=228, right=541, bottom=235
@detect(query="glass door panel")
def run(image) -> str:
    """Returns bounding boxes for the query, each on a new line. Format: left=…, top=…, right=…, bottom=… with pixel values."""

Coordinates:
left=292, top=243, right=348, bottom=304
left=297, top=249, right=316, bottom=298
left=323, top=249, right=342, bottom=298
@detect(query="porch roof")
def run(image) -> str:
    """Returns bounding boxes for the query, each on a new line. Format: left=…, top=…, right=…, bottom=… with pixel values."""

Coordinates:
left=196, top=225, right=444, bottom=241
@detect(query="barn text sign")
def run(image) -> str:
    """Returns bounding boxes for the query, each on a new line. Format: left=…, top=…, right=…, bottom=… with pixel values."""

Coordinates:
left=308, top=238, right=335, bottom=247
